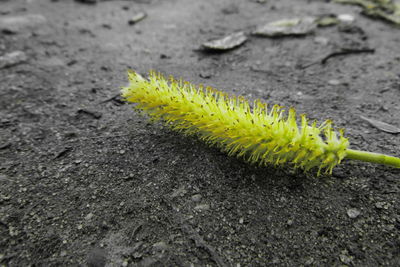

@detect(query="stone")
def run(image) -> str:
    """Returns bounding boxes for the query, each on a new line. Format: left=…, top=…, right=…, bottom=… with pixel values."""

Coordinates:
left=191, top=194, right=202, bottom=202
left=328, top=79, right=341, bottom=86
left=0, top=51, right=27, bottom=69
left=0, top=14, right=47, bottom=34
left=347, top=208, right=360, bottom=219
left=338, top=14, right=355, bottom=23
left=314, top=36, right=329, bottom=46
left=194, top=203, right=210, bottom=211
left=85, top=213, right=94, bottom=221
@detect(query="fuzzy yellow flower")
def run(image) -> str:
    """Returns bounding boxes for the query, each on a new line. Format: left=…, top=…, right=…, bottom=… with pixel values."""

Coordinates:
left=122, top=71, right=400, bottom=175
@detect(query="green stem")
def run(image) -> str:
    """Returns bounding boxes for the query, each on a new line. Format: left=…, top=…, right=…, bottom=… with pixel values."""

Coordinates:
left=345, top=149, right=400, bottom=168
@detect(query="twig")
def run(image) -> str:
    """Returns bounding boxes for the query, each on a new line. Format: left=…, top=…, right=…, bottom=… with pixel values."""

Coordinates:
left=321, top=48, right=375, bottom=64
left=301, top=48, right=375, bottom=68
left=54, top=146, right=72, bottom=159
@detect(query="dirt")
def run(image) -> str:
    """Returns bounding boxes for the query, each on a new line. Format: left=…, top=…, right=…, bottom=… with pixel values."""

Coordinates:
left=1, top=0, right=400, bottom=266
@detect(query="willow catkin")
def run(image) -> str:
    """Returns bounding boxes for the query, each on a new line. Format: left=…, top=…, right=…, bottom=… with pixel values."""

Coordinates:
left=121, top=70, right=351, bottom=175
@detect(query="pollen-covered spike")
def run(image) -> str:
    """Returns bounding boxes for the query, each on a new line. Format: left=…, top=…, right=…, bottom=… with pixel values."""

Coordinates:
left=122, top=70, right=353, bottom=175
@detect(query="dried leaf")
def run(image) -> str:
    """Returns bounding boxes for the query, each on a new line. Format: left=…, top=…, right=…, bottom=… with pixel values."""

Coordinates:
left=253, top=17, right=317, bottom=37
left=334, top=0, right=400, bottom=26
left=360, top=115, right=400, bottom=133
left=202, top=32, right=247, bottom=51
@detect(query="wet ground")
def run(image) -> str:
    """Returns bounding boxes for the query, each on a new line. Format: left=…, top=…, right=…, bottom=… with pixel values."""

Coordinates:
left=1, top=0, right=400, bottom=266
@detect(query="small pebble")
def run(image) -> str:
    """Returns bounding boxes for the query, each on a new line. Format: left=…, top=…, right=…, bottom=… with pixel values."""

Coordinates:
left=338, top=14, right=355, bottom=23
left=171, top=186, right=187, bottom=198
left=0, top=51, right=27, bottom=69
left=191, top=194, right=202, bottom=202
left=85, top=213, right=94, bottom=221
left=339, top=252, right=353, bottom=264
left=305, top=257, right=314, bottom=265
left=375, top=201, right=389, bottom=210
left=328, top=79, right=341, bottom=86
left=314, top=36, right=329, bottom=45
left=347, top=208, right=360, bottom=219
left=194, top=204, right=210, bottom=211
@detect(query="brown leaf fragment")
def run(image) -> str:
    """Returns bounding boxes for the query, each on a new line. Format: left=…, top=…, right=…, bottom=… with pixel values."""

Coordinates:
left=202, top=32, right=247, bottom=51
left=360, top=115, right=400, bottom=133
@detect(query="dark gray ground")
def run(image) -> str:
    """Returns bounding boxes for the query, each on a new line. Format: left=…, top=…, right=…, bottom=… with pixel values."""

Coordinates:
left=1, top=0, right=400, bottom=266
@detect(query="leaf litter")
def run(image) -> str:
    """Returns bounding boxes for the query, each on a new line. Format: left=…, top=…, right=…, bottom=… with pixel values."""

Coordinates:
left=202, top=31, right=247, bottom=51
left=252, top=17, right=317, bottom=37
left=334, top=0, right=400, bottom=26
left=360, top=115, right=400, bottom=134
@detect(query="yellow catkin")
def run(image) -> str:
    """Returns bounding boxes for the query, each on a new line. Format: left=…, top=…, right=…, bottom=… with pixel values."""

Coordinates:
left=121, top=71, right=349, bottom=175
